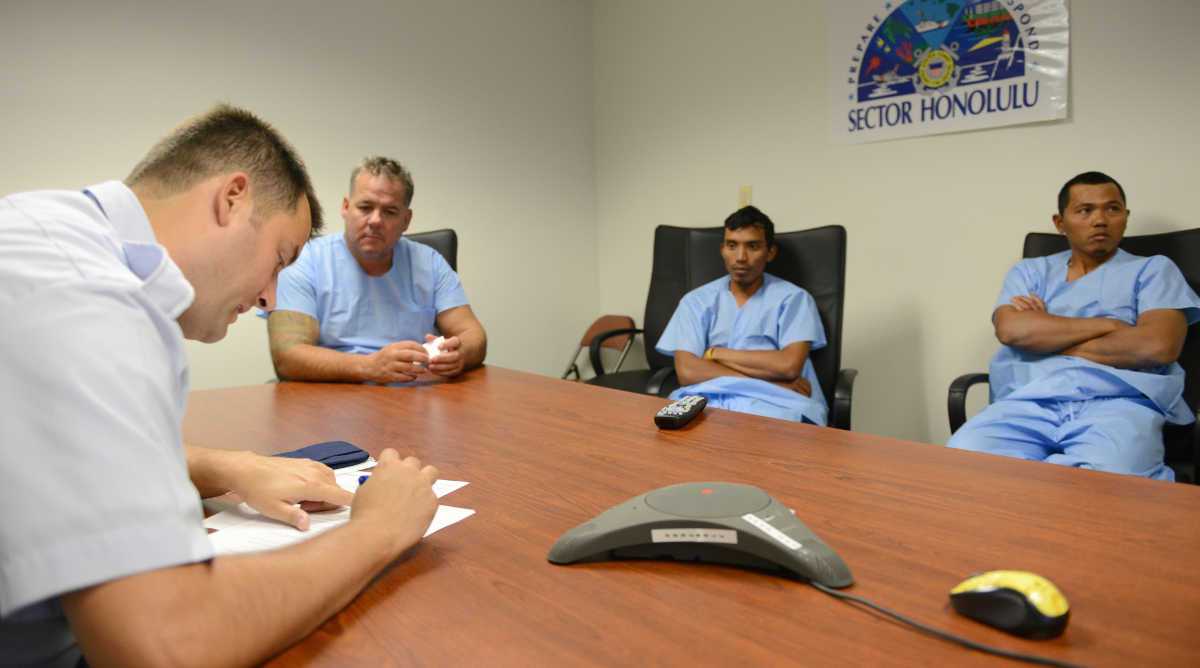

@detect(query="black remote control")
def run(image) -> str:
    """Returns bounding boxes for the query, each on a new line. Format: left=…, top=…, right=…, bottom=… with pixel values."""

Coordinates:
left=654, top=395, right=708, bottom=429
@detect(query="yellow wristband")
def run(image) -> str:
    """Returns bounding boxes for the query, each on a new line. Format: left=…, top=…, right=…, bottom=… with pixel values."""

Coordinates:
left=704, top=347, right=716, bottom=361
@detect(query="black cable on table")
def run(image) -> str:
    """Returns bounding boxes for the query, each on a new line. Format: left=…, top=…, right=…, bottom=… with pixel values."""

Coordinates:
left=809, top=581, right=1091, bottom=668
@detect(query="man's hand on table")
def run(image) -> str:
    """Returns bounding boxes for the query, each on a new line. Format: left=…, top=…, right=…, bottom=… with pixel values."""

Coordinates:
left=351, top=449, right=439, bottom=553
left=362, top=341, right=432, bottom=384
left=223, top=452, right=355, bottom=531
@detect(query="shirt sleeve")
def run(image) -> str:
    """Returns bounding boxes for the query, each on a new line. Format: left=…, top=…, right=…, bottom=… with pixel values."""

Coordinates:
left=429, top=249, right=469, bottom=314
left=656, top=293, right=708, bottom=358
left=777, top=289, right=826, bottom=351
left=271, top=241, right=320, bottom=318
left=994, top=259, right=1043, bottom=313
left=1135, top=256, right=1200, bottom=325
left=1, top=285, right=212, bottom=616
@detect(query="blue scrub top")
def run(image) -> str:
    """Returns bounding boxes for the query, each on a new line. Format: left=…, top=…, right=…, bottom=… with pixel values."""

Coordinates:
left=265, top=234, right=469, bottom=355
left=657, top=273, right=828, bottom=424
left=990, top=249, right=1200, bottom=423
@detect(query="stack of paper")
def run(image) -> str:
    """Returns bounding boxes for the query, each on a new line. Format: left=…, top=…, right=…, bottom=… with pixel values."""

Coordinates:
left=204, top=468, right=474, bottom=556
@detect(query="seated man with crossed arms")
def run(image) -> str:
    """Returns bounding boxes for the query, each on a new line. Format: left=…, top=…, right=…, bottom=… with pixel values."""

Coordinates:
left=656, top=206, right=828, bottom=425
left=947, top=171, right=1200, bottom=480
left=267, top=156, right=486, bottom=383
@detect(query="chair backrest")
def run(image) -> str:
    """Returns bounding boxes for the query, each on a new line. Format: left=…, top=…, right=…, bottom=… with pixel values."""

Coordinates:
left=1024, top=229, right=1200, bottom=462
left=645, top=225, right=848, bottom=400
left=641, top=226, right=723, bottom=372
left=407, top=229, right=458, bottom=271
left=582, top=315, right=636, bottom=349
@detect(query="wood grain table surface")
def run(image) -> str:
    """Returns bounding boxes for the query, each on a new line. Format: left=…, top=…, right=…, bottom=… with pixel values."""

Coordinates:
left=183, top=365, right=1200, bottom=668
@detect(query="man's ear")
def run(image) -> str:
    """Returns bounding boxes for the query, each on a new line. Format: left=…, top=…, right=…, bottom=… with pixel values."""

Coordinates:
left=1052, top=213, right=1064, bottom=234
left=766, top=244, right=778, bottom=263
left=400, top=208, right=413, bottom=235
left=215, top=173, right=251, bottom=228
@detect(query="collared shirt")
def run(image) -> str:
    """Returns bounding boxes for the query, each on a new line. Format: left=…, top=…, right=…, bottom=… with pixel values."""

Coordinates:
left=990, top=248, right=1200, bottom=423
left=656, top=273, right=829, bottom=424
left=265, top=234, right=468, bottom=354
left=0, top=181, right=214, bottom=668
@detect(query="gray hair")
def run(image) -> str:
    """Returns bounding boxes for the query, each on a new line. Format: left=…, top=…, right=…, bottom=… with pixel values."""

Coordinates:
left=349, top=156, right=414, bottom=208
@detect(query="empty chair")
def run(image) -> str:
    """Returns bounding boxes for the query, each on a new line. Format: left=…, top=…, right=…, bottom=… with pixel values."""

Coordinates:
left=563, top=315, right=637, bottom=380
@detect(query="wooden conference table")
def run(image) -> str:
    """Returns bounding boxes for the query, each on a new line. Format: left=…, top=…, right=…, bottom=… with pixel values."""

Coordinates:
left=183, top=366, right=1200, bottom=668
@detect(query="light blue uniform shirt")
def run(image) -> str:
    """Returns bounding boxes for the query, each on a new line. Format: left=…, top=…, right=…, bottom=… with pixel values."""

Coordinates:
left=266, top=234, right=468, bottom=354
left=0, top=182, right=214, bottom=668
left=990, top=249, right=1200, bottom=423
left=657, top=273, right=828, bottom=425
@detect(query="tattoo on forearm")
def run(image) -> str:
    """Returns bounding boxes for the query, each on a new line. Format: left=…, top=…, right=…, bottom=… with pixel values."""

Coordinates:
left=268, top=312, right=318, bottom=358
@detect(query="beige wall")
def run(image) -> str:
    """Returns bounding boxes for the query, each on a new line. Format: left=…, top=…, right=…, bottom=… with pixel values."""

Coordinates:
left=0, top=0, right=600, bottom=388
left=4, top=1, right=1198, bottom=447
left=593, top=0, right=1200, bottom=445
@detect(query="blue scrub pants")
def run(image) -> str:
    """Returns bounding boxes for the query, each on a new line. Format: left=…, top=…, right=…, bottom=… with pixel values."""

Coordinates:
left=946, top=396, right=1174, bottom=481
left=701, top=393, right=823, bottom=426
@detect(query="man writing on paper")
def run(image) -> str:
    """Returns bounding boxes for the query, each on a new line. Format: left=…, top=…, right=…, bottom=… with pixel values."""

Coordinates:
left=0, top=106, right=439, bottom=668
left=656, top=206, right=829, bottom=425
left=947, top=172, right=1200, bottom=480
left=266, top=156, right=486, bottom=383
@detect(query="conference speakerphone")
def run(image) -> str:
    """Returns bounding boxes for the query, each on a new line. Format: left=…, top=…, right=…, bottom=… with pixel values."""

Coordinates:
left=547, top=481, right=854, bottom=588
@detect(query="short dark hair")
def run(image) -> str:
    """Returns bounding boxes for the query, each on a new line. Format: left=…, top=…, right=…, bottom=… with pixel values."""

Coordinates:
left=349, top=156, right=414, bottom=208
left=125, top=104, right=323, bottom=236
left=724, top=205, right=774, bottom=247
left=1057, top=171, right=1126, bottom=216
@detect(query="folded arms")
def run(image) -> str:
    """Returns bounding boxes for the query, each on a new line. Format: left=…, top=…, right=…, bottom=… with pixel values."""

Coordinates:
left=674, top=342, right=813, bottom=396
left=994, top=295, right=1186, bottom=370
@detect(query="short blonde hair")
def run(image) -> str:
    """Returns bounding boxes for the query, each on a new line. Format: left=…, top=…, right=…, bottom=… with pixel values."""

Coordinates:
left=125, top=104, right=323, bottom=235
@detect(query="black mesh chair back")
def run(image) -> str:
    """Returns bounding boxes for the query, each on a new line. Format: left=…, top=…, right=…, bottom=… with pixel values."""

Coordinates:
left=407, top=229, right=458, bottom=272
left=1023, top=229, right=1200, bottom=478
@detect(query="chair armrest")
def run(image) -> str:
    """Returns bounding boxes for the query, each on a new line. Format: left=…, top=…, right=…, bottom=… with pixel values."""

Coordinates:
left=830, top=368, right=857, bottom=431
left=588, top=328, right=642, bottom=376
left=948, top=373, right=990, bottom=434
left=1193, top=410, right=1200, bottom=485
left=647, top=366, right=677, bottom=398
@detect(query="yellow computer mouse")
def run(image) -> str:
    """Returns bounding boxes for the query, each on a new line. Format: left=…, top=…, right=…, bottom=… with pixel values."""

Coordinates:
left=949, top=570, right=1069, bottom=639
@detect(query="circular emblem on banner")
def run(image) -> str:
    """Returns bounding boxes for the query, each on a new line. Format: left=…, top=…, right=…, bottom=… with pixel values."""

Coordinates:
left=917, top=49, right=954, bottom=89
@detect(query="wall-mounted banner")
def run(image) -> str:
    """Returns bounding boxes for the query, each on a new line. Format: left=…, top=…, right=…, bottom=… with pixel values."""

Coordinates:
left=829, top=0, right=1068, bottom=146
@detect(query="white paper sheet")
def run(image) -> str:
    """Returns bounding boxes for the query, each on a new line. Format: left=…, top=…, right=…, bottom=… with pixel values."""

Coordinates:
left=204, top=477, right=473, bottom=556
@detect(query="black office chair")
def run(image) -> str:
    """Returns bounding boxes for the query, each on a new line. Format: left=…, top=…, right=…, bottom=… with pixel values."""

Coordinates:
left=948, top=229, right=1200, bottom=483
left=588, top=225, right=858, bottom=430
left=407, top=228, right=457, bottom=271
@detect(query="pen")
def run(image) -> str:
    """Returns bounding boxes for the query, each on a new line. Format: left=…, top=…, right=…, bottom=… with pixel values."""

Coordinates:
left=359, top=475, right=370, bottom=485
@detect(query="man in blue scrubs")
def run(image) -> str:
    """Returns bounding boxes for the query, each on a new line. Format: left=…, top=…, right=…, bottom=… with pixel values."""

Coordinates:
left=656, top=206, right=828, bottom=425
left=947, top=172, right=1200, bottom=480
left=267, top=156, right=486, bottom=383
